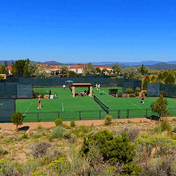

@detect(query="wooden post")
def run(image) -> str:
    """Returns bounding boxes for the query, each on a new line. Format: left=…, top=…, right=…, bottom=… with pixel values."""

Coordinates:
left=72, top=86, right=75, bottom=97
left=90, top=86, right=92, bottom=97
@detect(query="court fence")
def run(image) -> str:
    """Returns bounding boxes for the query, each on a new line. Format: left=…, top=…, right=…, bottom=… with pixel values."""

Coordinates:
left=21, top=108, right=176, bottom=122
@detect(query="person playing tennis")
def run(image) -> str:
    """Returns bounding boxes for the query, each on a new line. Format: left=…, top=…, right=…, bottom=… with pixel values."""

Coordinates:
left=37, top=98, right=42, bottom=109
left=142, top=93, right=145, bottom=104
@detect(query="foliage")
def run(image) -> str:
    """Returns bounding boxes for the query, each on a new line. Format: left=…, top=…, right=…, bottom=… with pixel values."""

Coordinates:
left=0, top=64, right=6, bottom=74
left=21, top=161, right=39, bottom=175
left=52, top=126, right=65, bottom=138
left=151, top=75, right=155, bottom=81
left=101, top=68, right=109, bottom=75
left=154, top=126, right=162, bottom=133
left=11, top=111, right=24, bottom=131
left=0, top=147, right=8, bottom=156
left=95, top=67, right=101, bottom=74
left=30, top=142, right=52, bottom=158
left=54, top=118, right=63, bottom=126
left=83, top=63, right=96, bottom=75
left=112, top=63, right=121, bottom=74
left=129, top=94, right=135, bottom=97
left=120, top=66, right=141, bottom=79
left=122, top=162, right=142, bottom=176
left=173, top=127, right=176, bottom=132
left=126, top=88, right=134, bottom=94
left=80, top=130, right=136, bottom=165
left=158, top=73, right=164, bottom=80
left=23, top=59, right=30, bottom=77
left=150, top=94, right=171, bottom=118
left=0, top=75, right=4, bottom=80
left=68, top=71, right=76, bottom=77
left=71, top=125, right=91, bottom=137
left=163, top=71, right=169, bottom=78
left=28, top=62, right=38, bottom=76
left=135, top=87, right=141, bottom=92
left=60, top=65, right=69, bottom=74
left=160, top=120, right=172, bottom=132
left=137, top=64, right=149, bottom=75
left=12, top=59, right=27, bottom=75
left=143, top=76, right=150, bottom=89
left=134, top=92, right=140, bottom=96
left=70, top=120, right=76, bottom=127
left=33, top=90, right=39, bottom=98
left=165, top=73, right=175, bottom=84
left=34, top=68, right=53, bottom=78
left=104, top=115, right=113, bottom=126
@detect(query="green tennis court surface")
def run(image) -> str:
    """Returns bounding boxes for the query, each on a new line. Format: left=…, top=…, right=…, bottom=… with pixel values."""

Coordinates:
left=16, top=87, right=176, bottom=122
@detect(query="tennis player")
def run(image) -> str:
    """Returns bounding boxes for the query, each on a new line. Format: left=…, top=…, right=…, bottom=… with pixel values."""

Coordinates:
left=63, top=85, right=66, bottom=90
left=141, top=93, right=145, bottom=104
left=37, top=98, right=42, bottom=109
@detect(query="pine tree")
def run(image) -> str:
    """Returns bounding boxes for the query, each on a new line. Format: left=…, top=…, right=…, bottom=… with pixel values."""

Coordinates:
left=164, top=74, right=175, bottom=84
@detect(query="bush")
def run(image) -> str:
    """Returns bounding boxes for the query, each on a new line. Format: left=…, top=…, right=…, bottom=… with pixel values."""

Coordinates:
left=52, top=126, right=65, bottom=138
left=33, top=91, right=39, bottom=98
left=134, top=92, right=140, bottom=96
left=54, top=118, right=62, bottom=126
left=63, top=130, right=71, bottom=139
left=80, top=130, right=136, bottom=165
left=122, top=162, right=142, bottom=176
left=62, top=123, right=71, bottom=129
left=70, top=133, right=77, bottom=143
left=0, top=147, right=8, bottom=156
left=70, top=120, right=76, bottom=127
left=30, top=142, right=52, bottom=158
left=154, top=126, right=162, bottom=133
left=11, top=111, right=24, bottom=131
left=71, top=125, right=91, bottom=137
left=161, top=120, right=172, bottom=132
left=104, top=115, right=113, bottom=126
left=126, top=88, right=133, bottom=94
left=135, top=87, right=141, bottom=92
left=143, top=90, right=147, bottom=96
left=173, top=127, right=176, bottom=133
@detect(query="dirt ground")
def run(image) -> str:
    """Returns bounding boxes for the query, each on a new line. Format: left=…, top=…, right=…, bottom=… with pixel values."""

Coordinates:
left=0, top=117, right=175, bottom=130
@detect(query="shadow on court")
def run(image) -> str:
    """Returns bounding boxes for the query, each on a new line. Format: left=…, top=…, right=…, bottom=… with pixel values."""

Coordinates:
left=146, top=115, right=160, bottom=121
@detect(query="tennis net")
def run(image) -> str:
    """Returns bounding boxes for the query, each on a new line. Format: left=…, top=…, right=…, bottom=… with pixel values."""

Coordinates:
left=94, top=95, right=109, bottom=114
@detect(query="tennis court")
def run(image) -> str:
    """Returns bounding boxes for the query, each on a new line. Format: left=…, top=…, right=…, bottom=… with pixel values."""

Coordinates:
left=15, top=87, right=176, bottom=122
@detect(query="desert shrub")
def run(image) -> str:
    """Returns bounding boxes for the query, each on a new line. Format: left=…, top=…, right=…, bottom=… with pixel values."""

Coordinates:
left=62, top=123, right=71, bottom=129
left=11, top=111, right=24, bottom=131
left=154, top=126, right=162, bottom=133
left=21, top=161, right=39, bottom=176
left=33, top=133, right=43, bottom=139
left=54, top=118, right=62, bottom=126
left=104, top=115, right=113, bottom=126
left=0, top=147, right=8, bottom=156
left=0, top=159, right=18, bottom=176
left=70, top=120, right=76, bottom=127
left=71, top=125, right=91, bottom=137
left=171, top=159, right=176, bottom=175
left=122, top=162, right=142, bottom=176
left=63, top=130, right=71, bottom=139
left=31, top=170, right=46, bottom=176
left=113, top=127, right=140, bottom=142
left=30, top=142, right=52, bottom=158
left=142, top=156, right=175, bottom=176
left=22, top=133, right=28, bottom=139
left=173, top=127, right=176, bottom=133
left=172, top=118, right=176, bottom=121
left=80, top=130, right=136, bottom=165
left=126, top=88, right=133, bottom=94
left=52, top=126, right=65, bottom=138
left=69, top=133, right=77, bottom=143
left=161, top=120, right=172, bottom=132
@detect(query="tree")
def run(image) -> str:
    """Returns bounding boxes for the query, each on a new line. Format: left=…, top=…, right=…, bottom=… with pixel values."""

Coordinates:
left=120, top=66, right=141, bottom=79
left=11, top=111, right=24, bottom=131
left=11, top=61, right=16, bottom=75
left=143, top=76, right=150, bottom=90
left=163, top=71, right=169, bottom=78
left=112, top=64, right=121, bottom=74
left=0, top=64, right=6, bottom=74
left=60, top=65, right=68, bottom=74
left=95, top=67, right=101, bottom=74
left=68, top=71, right=76, bottom=77
left=23, top=59, right=30, bottom=77
left=158, top=73, right=164, bottom=80
left=4, top=61, right=8, bottom=75
left=34, top=69, right=53, bottom=78
left=150, top=94, right=171, bottom=120
left=28, top=62, right=38, bottom=76
left=83, top=63, right=96, bottom=75
left=164, top=74, right=175, bottom=84
left=14, top=60, right=26, bottom=75
left=137, top=64, right=149, bottom=75
left=101, top=68, right=109, bottom=75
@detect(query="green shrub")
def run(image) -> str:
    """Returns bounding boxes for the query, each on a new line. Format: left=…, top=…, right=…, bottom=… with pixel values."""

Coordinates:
left=122, top=162, right=142, bottom=176
left=104, top=115, right=113, bottom=126
left=33, top=91, right=39, bottom=98
left=172, top=118, right=176, bottom=121
left=63, top=130, right=71, bottom=139
left=22, top=133, right=28, bottom=139
left=71, top=125, right=91, bottom=137
left=135, top=87, right=141, bottom=92
left=154, top=126, right=162, bottom=133
left=62, top=123, right=71, bottom=129
left=80, top=130, right=136, bottom=165
left=173, top=127, right=176, bottom=133
left=134, top=92, right=140, bottom=96
left=70, top=133, right=77, bottom=143
left=54, top=118, right=63, bottom=126
left=161, top=120, right=172, bottom=132
left=11, top=111, right=24, bottom=131
left=70, top=120, right=76, bottom=127
left=52, top=126, right=65, bottom=138
left=126, top=88, right=133, bottom=94
left=30, top=142, right=52, bottom=158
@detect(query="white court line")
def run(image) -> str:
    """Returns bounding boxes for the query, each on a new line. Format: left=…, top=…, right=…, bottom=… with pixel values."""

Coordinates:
left=128, top=101, right=143, bottom=109
left=23, top=102, right=33, bottom=115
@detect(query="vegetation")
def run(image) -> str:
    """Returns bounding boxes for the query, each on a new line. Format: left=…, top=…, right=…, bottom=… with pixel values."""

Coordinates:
left=70, top=120, right=76, bottom=127
left=83, top=62, right=96, bottom=75
left=120, top=66, right=141, bottom=79
left=54, top=118, right=63, bottom=126
left=126, top=88, right=134, bottom=94
left=104, top=115, right=113, bottom=126
left=137, top=64, right=149, bottom=75
left=60, top=65, right=69, bottom=74
left=165, top=73, right=175, bottom=84
left=11, top=111, right=24, bottom=131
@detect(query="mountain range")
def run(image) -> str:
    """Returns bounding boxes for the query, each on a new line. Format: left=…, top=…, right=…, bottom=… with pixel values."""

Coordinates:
left=0, top=60, right=176, bottom=69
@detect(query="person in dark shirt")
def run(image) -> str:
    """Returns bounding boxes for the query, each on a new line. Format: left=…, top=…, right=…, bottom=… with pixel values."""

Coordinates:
left=37, top=98, right=42, bottom=109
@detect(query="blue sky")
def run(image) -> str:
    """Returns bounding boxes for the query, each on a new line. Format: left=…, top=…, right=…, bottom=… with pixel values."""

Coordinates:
left=0, top=0, right=176, bottom=63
